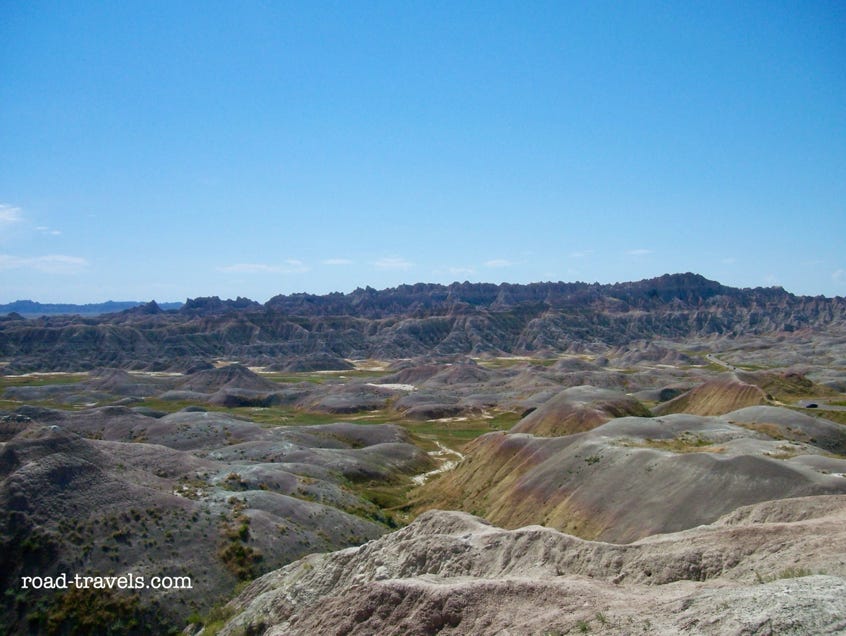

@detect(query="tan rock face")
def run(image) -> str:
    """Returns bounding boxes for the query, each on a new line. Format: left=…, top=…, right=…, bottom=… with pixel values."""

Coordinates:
left=218, top=496, right=846, bottom=635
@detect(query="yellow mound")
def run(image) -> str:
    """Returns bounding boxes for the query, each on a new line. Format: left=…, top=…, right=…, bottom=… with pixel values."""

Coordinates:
left=652, top=378, right=766, bottom=416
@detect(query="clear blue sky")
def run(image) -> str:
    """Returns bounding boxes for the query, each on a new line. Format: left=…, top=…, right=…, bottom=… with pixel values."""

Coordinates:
left=1, top=1, right=844, bottom=303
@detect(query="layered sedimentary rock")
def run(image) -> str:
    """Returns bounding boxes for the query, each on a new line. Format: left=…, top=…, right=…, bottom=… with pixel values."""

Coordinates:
left=3, top=274, right=844, bottom=371
left=216, top=499, right=846, bottom=635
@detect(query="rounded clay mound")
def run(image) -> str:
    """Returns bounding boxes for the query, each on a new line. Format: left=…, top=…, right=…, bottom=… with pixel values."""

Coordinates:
left=511, top=385, right=651, bottom=436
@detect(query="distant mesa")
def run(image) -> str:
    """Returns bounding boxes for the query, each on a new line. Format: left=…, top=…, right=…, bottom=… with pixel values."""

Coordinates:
left=120, top=300, right=164, bottom=315
left=2, top=273, right=845, bottom=372
left=180, top=295, right=261, bottom=315
left=0, top=299, right=183, bottom=317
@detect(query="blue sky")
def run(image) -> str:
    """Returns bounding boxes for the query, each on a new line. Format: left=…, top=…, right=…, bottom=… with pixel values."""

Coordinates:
left=1, top=1, right=844, bottom=303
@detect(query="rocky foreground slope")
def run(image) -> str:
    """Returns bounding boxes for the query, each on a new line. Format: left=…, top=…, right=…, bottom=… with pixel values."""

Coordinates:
left=0, top=408, right=431, bottom=632
left=215, top=497, right=846, bottom=635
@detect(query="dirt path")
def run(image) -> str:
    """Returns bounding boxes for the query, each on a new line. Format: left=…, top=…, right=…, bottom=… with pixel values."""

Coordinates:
left=411, top=442, right=465, bottom=486
left=705, top=352, right=737, bottom=371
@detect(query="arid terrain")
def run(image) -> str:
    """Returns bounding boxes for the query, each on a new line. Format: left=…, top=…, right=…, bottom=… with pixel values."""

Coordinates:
left=2, top=274, right=846, bottom=634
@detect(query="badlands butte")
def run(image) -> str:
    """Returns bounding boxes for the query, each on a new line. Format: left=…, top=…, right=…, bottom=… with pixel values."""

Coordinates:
left=1, top=273, right=846, bottom=635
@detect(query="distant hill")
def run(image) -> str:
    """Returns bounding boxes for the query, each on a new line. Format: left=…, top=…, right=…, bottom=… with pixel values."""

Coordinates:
left=1, top=273, right=844, bottom=372
left=0, top=299, right=183, bottom=317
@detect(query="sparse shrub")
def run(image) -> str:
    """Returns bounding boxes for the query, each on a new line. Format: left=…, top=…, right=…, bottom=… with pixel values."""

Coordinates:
left=218, top=512, right=262, bottom=580
left=217, top=542, right=262, bottom=580
left=186, top=611, right=203, bottom=625
left=755, top=566, right=818, bottom=583
left=778, top=566, right=813, bottom=579
left=223, top=472, right=248, bottom=491
left=31, top=586, right=176, bottom=635
left=193, top=601, right=238, bottom=636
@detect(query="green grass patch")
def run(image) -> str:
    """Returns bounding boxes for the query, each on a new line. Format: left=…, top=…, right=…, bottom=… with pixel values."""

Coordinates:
left=0, top=373, right=90, bottom=411
left=765, top=444, right=802, bottom=460
left=132, top=397, right=207, bottom=413
left=133, top=399, right=400, bottom=428
left=734, top=364, right=769, bottom=371
left=28, top=586, right=177, bottom=635
left=238, top=406, right=397, bottom=427
left=354, top=482, right=415, bottom=525
left=188, top=581, right=252, bottom=636
left=0, top=373, right=88, bottom=389
left=0, top=397, right=90, bottom=412
left=790, top=406, right=846, bottom=427
left=358, top=482, right=414, bottom=510
left=260, top=369, right=390, bottom=385
left=755, top=567, right=821, bottom=584
left=405, top=411, right=521, bottom=451
left=622, top=433, right=725, bottom=454
left=475, top=357, right=559, bottom=369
